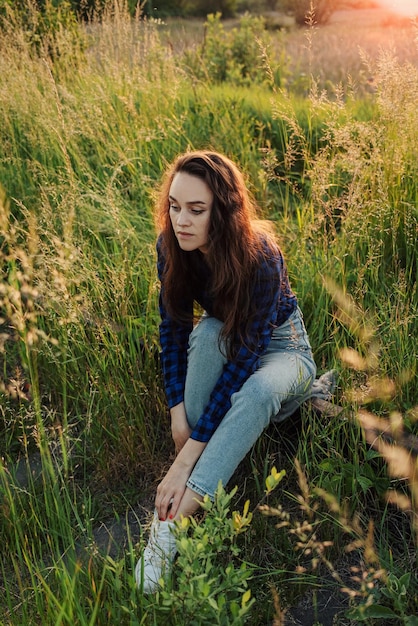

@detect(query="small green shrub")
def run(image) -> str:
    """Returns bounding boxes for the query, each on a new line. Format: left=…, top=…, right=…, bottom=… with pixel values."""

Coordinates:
left=155, top=482, right=255, bottom=625
left=183, top=12, right=280, bottom=87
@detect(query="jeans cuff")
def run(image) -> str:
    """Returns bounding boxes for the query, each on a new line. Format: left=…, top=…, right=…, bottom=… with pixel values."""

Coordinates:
left=186, top=479, right=214, bottom=501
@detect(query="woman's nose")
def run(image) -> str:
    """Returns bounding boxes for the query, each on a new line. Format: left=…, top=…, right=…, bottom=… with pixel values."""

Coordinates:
left=177, top=208, right=190, bottom=226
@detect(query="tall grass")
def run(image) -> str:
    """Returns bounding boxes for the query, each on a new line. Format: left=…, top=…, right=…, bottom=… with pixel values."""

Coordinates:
left=0, top=2, right=417, bottom=623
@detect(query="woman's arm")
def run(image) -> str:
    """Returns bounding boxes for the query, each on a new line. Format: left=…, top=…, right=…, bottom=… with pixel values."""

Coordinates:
left=170, top=402, right=192, bottom=453
left=155, top=438, right=206, bottom=521
left=157, top=238, right=193, bottom=410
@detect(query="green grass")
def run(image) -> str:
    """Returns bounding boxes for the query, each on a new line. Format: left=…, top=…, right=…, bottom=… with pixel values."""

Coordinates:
left=0, top=2, right=417, bottom=624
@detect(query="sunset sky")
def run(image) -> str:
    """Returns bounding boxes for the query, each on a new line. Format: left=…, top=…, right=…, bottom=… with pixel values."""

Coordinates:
left=377, top=0, right=418, bottom=16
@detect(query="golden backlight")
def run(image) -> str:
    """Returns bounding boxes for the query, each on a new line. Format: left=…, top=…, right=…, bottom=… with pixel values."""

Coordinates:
left=378, top=0, right=418, bottom=16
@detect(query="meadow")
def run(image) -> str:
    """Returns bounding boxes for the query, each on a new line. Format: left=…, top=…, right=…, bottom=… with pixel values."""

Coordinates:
left=0, top=2, right=417, bottom=624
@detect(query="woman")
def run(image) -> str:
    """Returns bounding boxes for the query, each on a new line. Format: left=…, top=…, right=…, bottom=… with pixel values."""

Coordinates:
left=135, top=150, right=317, bottom=592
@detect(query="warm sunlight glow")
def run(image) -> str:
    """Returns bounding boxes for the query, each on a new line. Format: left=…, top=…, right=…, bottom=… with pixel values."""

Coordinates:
left=378, top=0, right=418, bottom=16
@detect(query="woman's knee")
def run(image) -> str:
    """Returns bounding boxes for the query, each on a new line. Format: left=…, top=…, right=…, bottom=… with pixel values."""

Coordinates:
left=231, top=377, right=281, bottom=430
left=189, top=316, right=225, bottom=353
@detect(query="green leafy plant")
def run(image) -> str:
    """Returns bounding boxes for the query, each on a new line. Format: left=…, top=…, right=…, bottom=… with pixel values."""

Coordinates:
left=346, top=571, right=418, bottom=624
left=155, top=481, right=255, bottom=625
left=183, top=12, right=279, bottom=87
left=318, top=450, right=390, bottom=501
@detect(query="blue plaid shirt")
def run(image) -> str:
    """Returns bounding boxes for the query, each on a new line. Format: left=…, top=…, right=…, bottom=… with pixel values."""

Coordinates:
left=157, top=236, right=297, bottom=443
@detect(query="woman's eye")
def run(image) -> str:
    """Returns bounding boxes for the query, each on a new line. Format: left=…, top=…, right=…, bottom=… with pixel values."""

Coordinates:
left=169, top=204, right=203, bottom=215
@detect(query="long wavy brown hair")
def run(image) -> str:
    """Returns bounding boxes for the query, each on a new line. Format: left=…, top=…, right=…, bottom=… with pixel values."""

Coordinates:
left=155, top=150, right=279, bottom=358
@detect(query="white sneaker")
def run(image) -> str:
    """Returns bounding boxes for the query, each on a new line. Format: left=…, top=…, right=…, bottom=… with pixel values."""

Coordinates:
left=135, top=510, right=177, bottom=593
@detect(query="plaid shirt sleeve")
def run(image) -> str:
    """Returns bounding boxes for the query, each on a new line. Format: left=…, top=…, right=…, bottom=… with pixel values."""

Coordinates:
left=157, top=241, right=193, bottom=409
left=190, top=253, right=294, bottom=443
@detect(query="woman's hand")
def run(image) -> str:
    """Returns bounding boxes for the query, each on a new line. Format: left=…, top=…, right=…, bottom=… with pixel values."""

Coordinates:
left=170, top=402, right=192, bottom=453
left=155, top=439, right=207, bottom=521
left=155, top=459, right=191, bottom=521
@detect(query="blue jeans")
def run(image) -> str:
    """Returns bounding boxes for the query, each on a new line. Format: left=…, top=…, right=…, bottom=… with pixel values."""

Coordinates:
left=184, top=307, right=317, bottom=499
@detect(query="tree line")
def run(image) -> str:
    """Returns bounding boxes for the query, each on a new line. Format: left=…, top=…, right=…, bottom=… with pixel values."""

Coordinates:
left=0, top=0, right=346, bottom=24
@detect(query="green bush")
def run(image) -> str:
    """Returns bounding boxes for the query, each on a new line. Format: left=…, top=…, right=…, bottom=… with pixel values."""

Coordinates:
left=154, top=482, right=255, bottom=624
left=183, top=12, right=279, bottom=86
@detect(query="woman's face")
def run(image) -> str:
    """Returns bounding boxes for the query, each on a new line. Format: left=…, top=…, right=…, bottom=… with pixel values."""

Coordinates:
left=168, top=172, right=213, bottom=253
